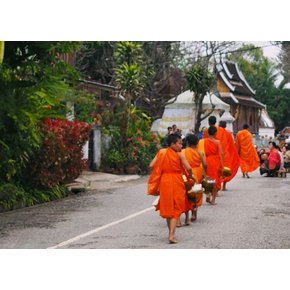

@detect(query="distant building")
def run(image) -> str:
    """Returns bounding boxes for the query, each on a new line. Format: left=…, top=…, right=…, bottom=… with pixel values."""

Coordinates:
left=216, top=60, right=266, bottom=134
left=259, top=108, right=275, bottom=138
left=155, top=90, right=231, bottom=135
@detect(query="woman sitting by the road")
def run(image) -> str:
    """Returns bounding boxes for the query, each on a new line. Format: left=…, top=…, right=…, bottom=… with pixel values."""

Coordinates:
left=260, top=142, right=281, bottom=177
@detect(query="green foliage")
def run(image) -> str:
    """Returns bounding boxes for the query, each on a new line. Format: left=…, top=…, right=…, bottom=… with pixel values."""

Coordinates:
left=226, top=44, right=289, bottom=131
left=28, top=185, right=70, bottom=204
left=141, top=41, right=185, bottom=119
left=126, top=129, right=160, bottom=173
left=127, top=106, right=151, bottom=136
left=0, top=41, right=81, bottom=184
left=101, top=106, right=160, bottom=174
left=0, top=87, right=42, bottom=182
left=114, top=41, right=146, bottom=102
left=70, top=91, right=96, bottom=124
left=75, top=41, right=184, bottom=119
left=185, top=64, right=215, bottom=99
left=227, top=45, right=278, bottom=104
left=115, top=63, right=145, bottom=99
left=114, top=41, right=144, bottom=66
left=113, top=41, right=146, bottom=147
left=75, top=41, right=115, bottom=84
left=0, top=183, right=23, bottom=210
left=185, top=64, right=215, bottom=132
left=0, top=182, right=70, bottom=211
left=101, top=125, right=127, bottom=172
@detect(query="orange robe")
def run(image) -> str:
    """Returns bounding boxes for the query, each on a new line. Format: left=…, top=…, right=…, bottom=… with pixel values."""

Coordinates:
left=218, top=127, right=240, bottom=182
left=147, top=148, right=186, bottom=219
left=202, top=125, right=218, bottom=139
left=235, top=129, right=260, bottom=173
left=183, top=147, right=204, bottom=208
left=201, top=138, right=223, bottom=191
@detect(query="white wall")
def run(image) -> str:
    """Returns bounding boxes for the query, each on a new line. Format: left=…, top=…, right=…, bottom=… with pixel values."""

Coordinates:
left=259, top=128, right=275, bottom=139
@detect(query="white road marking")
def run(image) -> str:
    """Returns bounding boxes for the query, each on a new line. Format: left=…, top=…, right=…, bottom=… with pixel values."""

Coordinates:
left=47, top=206, right=154, bottom=249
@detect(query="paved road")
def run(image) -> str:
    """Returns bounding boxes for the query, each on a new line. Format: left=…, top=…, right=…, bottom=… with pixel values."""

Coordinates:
left=0, top=170, right=289, bottom=249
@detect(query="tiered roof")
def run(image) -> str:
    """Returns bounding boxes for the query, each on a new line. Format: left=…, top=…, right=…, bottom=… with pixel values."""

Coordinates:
left=217, top=61, right=265, bottom=109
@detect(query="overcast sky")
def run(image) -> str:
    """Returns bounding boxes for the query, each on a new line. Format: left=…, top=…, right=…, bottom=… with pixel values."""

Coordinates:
left=248, top=41, right=281, bottom=61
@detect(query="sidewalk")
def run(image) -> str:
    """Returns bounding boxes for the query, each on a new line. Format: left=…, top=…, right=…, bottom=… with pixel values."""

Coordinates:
left=65, top=170, right=141, bottom=192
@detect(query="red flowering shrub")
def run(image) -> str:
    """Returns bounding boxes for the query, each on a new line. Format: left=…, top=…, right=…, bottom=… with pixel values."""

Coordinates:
left=126, top=129, right=161, bottom=173
left=29, top=118, right=91, bottom=188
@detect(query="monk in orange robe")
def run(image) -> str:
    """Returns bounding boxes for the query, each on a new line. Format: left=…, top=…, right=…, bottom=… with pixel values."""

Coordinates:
left=218, top=121, right=240, bottom=190
left=235, top=124, right=260, bottom=178
left=199, top=126, right=224, bottom=205
left=182, top=134, right=207, bottom=222
left=147, top=133, right=193, bottom=244
left=202, top=115, right=217, bottom=139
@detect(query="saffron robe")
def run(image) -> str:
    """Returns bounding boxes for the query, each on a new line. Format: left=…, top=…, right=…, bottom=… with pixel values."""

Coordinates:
left=202, top=125, right=218, bottom=139
left=147, top=148, right=186, bottom=219
left=183, top=147, right=204, bottom=208
left=218, top=127, right=240, bottom=182
left=199, top=138, right=223, bottom=191
left=235, top=129, right=260, bottom=173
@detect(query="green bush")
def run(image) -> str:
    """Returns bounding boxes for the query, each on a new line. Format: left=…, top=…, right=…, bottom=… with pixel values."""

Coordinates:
left=0, top=183, right=71, bottom=211
left=0, top=183, right=26, bottom=210
left=101, top=107, right=161, bottom=174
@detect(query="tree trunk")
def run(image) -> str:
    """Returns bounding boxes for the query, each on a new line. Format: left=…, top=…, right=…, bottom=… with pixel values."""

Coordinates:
left=194, top=95, right=204, bottom=133
left=120, top=92, right=131, bottom=147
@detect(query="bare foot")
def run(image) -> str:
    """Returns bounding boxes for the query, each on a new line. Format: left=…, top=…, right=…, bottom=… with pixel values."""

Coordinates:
left=190, top=211, right=197, bottom=221
left=210, top=201, right=217, bottom=205
left=168, top=239, right=178, bottom=244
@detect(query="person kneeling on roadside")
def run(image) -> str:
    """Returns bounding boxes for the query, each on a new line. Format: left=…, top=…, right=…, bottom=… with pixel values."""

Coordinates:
left=260, top=142, right=281, bottom=177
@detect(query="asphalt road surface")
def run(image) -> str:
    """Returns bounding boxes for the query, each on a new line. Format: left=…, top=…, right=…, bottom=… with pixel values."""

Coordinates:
left=0, top=169, right=289, bottom=249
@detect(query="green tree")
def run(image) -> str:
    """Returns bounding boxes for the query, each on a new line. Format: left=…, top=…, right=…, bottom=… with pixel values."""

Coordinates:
left=0, top=41, right=81, bottom=183
left=75, top=41, right=116, bottom=84
left=227, top=44, right=279, bottom=104
left=75, top=41, right=186, bottom=120
left=140, top=41, right=186, bottom=119
left=185, top=63, right=215, bottom=133
left=227, top=44, right=289, bottom=131
left=114, top=41, right=146, bottom=146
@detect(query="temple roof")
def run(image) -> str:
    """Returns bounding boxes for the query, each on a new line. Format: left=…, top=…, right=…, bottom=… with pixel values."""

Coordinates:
left=217, top=61, right=265, bottom=109
left=259, top=109, right=275, bottom=128
left=217, top=60, right=256, bottom=96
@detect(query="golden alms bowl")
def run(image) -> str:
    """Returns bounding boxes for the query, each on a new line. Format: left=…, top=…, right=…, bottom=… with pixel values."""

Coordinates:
left=222, top=166, right=231, bottom=177
left=201, top=177, right=215, bottom=192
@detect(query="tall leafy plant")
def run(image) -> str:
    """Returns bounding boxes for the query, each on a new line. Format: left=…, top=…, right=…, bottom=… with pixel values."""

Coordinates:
left=185, top=64, right=215, bottom=132
left=114, top=41, right=146, bottom=146
left=0, top=41, right=81, bottom=183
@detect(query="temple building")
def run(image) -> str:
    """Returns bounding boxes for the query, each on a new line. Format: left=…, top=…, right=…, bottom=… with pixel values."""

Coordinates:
left=216, top=60, right=265, bottom=134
